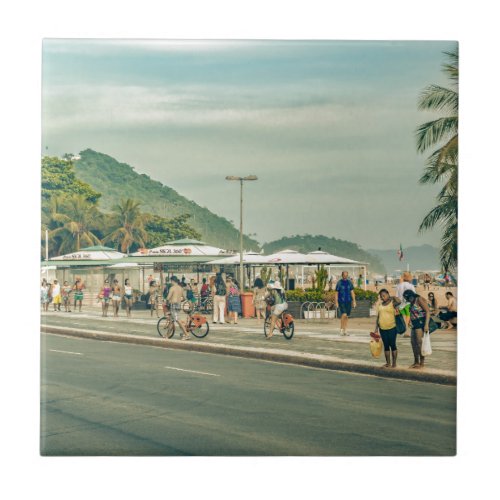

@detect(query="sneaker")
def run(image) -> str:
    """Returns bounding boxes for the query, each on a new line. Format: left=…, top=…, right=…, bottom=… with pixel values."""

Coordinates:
left=345, top=330, right=350, bottom=336
left=340, top=329, right=345, bottom=336
left=181, top=335, right=190, bottom=341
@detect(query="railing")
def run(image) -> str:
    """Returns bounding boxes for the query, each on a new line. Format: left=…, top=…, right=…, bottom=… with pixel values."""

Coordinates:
left=300, top=301, right=337, bottom=320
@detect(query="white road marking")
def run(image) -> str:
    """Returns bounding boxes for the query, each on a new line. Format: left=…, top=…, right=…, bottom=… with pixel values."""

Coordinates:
left=49, top=349, right=83, bottom=356
left=164, top=366, right=220, bottom=377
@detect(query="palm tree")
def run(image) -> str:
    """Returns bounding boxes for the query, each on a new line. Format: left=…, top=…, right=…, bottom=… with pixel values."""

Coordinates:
left=49, top=194, right=102, bottom=254
left=103, top=198, right=148, bottom=254
left=416, top=47, right=458, bottom=272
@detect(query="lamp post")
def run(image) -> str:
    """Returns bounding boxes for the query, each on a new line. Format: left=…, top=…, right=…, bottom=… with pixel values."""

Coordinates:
left=225, top=175, right=258, bottom=289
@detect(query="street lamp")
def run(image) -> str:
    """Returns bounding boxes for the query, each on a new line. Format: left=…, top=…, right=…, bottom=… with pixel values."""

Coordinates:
left=225, top=175, right=258, bottom=289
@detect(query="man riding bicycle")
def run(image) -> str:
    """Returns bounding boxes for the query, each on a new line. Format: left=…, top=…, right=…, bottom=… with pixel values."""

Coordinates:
left=166, top=276, right=190, bottom=340
left=265, top=281, right=288, bottom=339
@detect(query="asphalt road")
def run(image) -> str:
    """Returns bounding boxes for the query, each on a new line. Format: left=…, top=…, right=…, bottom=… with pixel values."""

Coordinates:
left=41, top=333, right=456, bottom=456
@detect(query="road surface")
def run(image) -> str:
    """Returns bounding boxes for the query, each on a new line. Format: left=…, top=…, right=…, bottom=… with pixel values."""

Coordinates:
left=41, top=333, right=456, bottom=456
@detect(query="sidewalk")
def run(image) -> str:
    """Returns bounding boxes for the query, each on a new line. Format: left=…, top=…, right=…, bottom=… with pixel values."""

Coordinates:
left=40, top=308, right=457, bottom=385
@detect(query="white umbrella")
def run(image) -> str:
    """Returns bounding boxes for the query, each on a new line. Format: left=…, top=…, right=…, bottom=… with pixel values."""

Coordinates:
left=50, top=245, right=126, bottom=261
left=263, top=249, right=311, bottom=264
left=131, top=239, right=234, bottom=257
left=207, top=252, right=268, bottom=265
left=305, top=250, right=364, bottom=265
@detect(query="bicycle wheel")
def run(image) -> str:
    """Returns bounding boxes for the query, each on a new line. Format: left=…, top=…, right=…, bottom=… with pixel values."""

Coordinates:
left=264, top=316, right=272, bottom=337
left=282, top=321, right=294, bottom=340
left=157, top=316, right=175, bottom=338
left=190, top=321, right=209, bottom=338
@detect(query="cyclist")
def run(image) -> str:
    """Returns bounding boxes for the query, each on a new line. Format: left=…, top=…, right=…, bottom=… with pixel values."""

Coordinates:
left=166, top=276, right=190, bottom=340
left=265, top=281, right=288, bottom=339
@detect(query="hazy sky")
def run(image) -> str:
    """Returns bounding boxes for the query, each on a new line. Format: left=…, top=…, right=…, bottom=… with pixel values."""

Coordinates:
left=42, top=39, right=456, bottom=250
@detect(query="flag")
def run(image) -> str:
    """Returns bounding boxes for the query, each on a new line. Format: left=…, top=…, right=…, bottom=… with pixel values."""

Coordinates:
left=397, top=244, right=404, bottom=261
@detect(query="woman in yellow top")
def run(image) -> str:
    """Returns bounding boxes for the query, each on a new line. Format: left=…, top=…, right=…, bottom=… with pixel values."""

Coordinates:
left=373, top=289, right=401, bottom=368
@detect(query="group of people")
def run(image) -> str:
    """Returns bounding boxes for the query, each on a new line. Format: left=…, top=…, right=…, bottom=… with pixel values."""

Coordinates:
left=98, top=278, right=134, bottom=317
left=369, top=272, right=457, bottom=370
left=40, top=278, right=85, bottom=312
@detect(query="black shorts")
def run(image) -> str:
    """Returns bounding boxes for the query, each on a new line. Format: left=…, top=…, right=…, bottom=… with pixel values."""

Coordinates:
left=338, top=302, right=352, bottom=317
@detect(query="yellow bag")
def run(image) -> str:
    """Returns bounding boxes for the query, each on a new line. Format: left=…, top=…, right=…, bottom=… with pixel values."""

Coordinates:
left=370, top=339, right=383, bottom=358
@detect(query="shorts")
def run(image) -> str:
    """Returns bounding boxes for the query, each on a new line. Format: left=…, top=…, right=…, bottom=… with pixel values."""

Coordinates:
left=271, top=302, right=288, bottom=317
left=112, top=294, right=121, bottom=301
left=124, top=294, right=133, bottom=300
left=338, top=301, right=352, bottom=317
left=170, top=303, right=181, bottom=322
left=102, top=297, right=110, bottom=303
left=53, top=295, right=61, bottom=305
left=74, top=292, right=83, bottom=301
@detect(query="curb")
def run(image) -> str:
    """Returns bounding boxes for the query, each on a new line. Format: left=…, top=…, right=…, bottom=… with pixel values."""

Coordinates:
left=41, top=325, right=457, bottom=386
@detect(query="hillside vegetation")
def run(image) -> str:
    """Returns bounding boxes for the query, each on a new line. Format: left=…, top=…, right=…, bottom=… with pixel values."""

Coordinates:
left=74, top=149, right=260, bottom=251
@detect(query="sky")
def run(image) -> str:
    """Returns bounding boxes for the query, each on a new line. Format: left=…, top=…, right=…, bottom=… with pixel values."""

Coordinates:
left=42, top=39, right=456, bottom=250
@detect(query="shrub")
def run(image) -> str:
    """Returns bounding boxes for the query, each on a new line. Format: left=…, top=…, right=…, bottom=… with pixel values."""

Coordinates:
left=285, top=287, right=378, bottom=304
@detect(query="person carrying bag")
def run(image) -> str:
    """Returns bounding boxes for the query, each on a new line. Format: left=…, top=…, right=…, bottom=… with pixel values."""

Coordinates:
left=372, top=289, right=401, bottom=368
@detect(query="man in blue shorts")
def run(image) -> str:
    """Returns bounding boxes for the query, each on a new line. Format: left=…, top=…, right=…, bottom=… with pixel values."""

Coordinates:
left=335, top=271, right=357, bottom=336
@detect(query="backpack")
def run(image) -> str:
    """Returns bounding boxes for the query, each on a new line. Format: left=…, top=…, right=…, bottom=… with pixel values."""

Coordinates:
left=216, top=281, right=226, bottom=296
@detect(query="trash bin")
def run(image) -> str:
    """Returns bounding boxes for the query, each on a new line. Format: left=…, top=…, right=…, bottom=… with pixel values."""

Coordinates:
left=240, top=292, right=255, bottom=318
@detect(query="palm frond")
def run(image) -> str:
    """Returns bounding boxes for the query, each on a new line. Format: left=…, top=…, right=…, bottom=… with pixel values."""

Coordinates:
left=416, top=117, right=458, bottom=153
left=418, top=85, right=458, bottom=113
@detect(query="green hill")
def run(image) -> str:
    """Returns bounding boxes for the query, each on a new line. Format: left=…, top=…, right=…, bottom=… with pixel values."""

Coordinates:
left=262, top=235, right=386, bottom=274
left=74, top=149, right=259, bottom=251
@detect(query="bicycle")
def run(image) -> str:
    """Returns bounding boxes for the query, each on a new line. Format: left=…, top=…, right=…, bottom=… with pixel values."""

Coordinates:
left=199, top=295, right=213, bottom=313
left=157, top=305, right=210, bottom=339
left=263, top=306, right=295, bottom=340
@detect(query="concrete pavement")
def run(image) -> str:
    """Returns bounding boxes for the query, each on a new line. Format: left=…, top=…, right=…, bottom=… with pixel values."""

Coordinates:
left=40, top=307, right=457, bottom=385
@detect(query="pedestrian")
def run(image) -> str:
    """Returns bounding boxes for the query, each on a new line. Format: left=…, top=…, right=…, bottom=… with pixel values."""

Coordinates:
left=395, top=272, right=415, bottom=331
left=148, top=280, right=160, bottom=318
left=402, top=290, right=431, bottom=369
left=200, top=277, right=210, bottom=301
left=427, top=292, right=438, bottom=315
left=226, top=277, right=242, bottom=324
left=252, top=277, right=266, bottom=324
left=212, top=272, right=227, bottom=324
left=185, top=279, right=197, bottom=309
left=357, top=274, right=363, bottom=288
left=51, top=279, right=61, bottom=311
left=99, top=279, right=112, bottom=317
left=166, top=276, right=190, bottom=340
left=334, top=271, right=357, bottom=336
left=373, top=289, right=401, bottom=368
left=111, top=279, right=122, bottom=317
left=72, top=277, right=85, bottom=312
left=41, top=280, right=50, bottom=312
left=424, top=273, right=432, bottom=290
left=438, top=291, right=457, bottom=330
left=61, top=281, right=72, bottom=312
left=123, top=278, right=134, bottom=317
